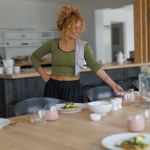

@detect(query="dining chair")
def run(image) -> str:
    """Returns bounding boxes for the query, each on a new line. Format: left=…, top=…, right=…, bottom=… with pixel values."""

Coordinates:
left=14, top=97, right=66, bottom=116
left=133, top=80, right=139, bottom=90
left=86, top=86, right=117, bottom=102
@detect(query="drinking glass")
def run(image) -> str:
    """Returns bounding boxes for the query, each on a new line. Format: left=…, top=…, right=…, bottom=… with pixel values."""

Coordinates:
left=128, top=112, right=145, bottom=132
left=45, top=105, right=58, bottom=121
left=138, top=108, right=150, bottom=126
left=31, top=107, right=47, bottom=125
left=123, top=91, right=131, bottom=105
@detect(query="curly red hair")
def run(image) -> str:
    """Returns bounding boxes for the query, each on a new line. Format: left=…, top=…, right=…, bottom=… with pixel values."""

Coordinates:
left=56, top=5, right=85, bottom=39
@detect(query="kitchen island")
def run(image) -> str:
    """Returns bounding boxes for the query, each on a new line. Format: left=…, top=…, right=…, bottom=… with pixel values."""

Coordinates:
left=0, top=62, right=148, bottom=118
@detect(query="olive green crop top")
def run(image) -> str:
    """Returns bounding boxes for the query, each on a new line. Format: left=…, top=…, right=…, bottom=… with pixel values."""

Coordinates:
left=30, top=38, right=101, bottom=78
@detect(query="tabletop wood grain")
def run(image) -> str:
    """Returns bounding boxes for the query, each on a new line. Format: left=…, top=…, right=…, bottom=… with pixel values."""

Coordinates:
left=0, top=99, right=150, bottom=150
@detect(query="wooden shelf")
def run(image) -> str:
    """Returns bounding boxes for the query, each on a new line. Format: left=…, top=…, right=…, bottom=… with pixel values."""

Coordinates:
left=7, top=37, right=52, bottom=40
left=7, top=45, right=42, bottom=47
left=0, top=60, right=52, bottom=67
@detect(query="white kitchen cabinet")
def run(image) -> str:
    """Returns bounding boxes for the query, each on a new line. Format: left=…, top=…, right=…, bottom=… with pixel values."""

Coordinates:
left=0, top=30, right=60, bottom=59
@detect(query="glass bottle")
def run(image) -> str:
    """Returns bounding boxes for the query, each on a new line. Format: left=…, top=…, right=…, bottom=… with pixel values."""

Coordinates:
left=139, top=65, right=150, bottom=108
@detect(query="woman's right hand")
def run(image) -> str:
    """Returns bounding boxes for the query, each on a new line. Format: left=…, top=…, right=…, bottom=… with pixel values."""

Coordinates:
left=42, top=73, right=50, bottom=82
left=37, top=67, right=50, bottom=82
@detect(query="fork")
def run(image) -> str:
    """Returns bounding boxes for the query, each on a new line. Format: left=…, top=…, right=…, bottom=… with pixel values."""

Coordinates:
left=92, top=146, right=100, bottom=150
left=9, top=121, right=18, bottom=125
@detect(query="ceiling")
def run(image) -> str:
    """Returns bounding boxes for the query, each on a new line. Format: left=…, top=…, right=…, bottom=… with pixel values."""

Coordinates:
left=15, top=0, right=133, bottom=11
left=16, top=0, right=90, bottom=2
left=15, top=0, right=133, bottom=4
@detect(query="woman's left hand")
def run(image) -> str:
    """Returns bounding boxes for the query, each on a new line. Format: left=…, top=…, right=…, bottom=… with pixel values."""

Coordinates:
left=113, top=84, right=124, bottom=94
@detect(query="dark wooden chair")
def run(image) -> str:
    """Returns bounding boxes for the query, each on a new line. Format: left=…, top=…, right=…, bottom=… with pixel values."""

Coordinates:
left=86, top=86, right=117, bottom=102
left=14, top=97, right=66, bottom=116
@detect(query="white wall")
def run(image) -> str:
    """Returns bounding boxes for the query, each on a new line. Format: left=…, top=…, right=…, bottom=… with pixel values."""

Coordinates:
left=0, top=0, right=66, bottom=58
left=0, top=0, right=133, bottom=60
left=95, top=10, right=104, bottom=61
left=103, top=8, right=134, bottom=59
left=104, top=26, right=112, bottom=63
left=0, top=0, right=65, bottom=30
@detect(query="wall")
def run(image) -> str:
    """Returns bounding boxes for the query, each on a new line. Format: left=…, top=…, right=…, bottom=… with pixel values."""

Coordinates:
left=0, top=0, right=133, bottom=60
left=95, top=10, right=104, bottom=61
left=104, top=26, right=112, bottom=62
left=0, top=0, right=66, bottom=58
left=103, top=8, right=134, bottom=59
left=0, top=0, right=65, bottom=30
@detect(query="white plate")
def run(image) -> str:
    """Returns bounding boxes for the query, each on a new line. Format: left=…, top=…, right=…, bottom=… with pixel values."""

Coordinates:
left=117, top=91, right=139, bottom=98
left=59, top=109, right=82, bottom=113
left=117, top=92, right=124, bottom=96
left=56, top=103, right=87, bottom=113
left=101, top=133, right=150, bottom=150
left=134, top=91, right=139, bottom=98
left=0, top=118, right=11, bottom=129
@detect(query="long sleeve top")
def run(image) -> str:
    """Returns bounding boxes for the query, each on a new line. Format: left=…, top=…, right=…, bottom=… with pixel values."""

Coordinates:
left=30, top=38, right=101, bottom=78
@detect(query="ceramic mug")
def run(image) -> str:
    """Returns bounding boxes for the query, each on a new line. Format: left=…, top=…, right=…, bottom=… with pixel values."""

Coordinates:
left=5, top=67, right=13, bottom=74
left=13, top=66, right=20, bottom=73
left=0, top=67, right=3, bottom=74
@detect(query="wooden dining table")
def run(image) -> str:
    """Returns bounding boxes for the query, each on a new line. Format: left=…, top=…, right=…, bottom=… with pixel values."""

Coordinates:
left=0, top=98, right=150, bottom=150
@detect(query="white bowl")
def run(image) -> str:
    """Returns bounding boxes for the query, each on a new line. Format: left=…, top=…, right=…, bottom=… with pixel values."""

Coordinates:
left=90, top=113, right=101, bottom=121
left=88, top=101, right=112, bottom=115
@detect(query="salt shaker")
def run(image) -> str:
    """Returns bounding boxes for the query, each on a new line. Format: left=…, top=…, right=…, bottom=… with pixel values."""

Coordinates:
left=111, top=100, right=118, bottom=111
left=115, top=98, right=123, bottom=108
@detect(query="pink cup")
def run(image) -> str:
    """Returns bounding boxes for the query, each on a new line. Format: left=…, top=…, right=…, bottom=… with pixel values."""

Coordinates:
left=45, top=110, right=58, bottom=121
left=45, top=105, right=58, bottom=121
left=128, top=112, right=145, bottom=132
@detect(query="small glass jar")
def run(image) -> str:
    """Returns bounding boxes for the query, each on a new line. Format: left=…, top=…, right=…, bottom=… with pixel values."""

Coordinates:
left=129, top=89, right=135, bottom=103
left=123, top=91, right=131, bottom=105
left=128, top=112, right=145, bottom=132
left=45, top=105, right=58, bottom=121
left=31, top=108, right=47, bottom=125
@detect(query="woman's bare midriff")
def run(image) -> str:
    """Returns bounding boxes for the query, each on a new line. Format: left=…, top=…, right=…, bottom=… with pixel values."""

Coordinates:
left=50, top=76, right=79, bottom=81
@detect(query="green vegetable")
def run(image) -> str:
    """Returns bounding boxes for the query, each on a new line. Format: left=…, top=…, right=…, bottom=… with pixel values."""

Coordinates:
left=143, top=69, right=148, bottom=79
left=136, top=143, right=143, bottom=147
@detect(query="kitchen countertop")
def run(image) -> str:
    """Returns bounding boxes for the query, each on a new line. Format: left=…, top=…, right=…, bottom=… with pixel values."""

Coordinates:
left=0, top=62, right=149, bottom=79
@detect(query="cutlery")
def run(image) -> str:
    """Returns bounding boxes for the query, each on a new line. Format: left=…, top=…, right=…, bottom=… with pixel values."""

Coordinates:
left=92, top=146, right=100, bottom=150
left=9, top=121, right=18, bottom=125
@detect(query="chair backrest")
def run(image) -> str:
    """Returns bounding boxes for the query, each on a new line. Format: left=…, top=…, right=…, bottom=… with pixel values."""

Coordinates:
left=86, top=86, right=117, bottom=102
left=14, top=97, right=66, bottom=116
left=133, top=80, right=139, bottom=90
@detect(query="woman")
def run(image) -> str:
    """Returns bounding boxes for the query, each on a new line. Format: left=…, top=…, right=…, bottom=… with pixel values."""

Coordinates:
left=30, top=5, right=124, bottom=103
